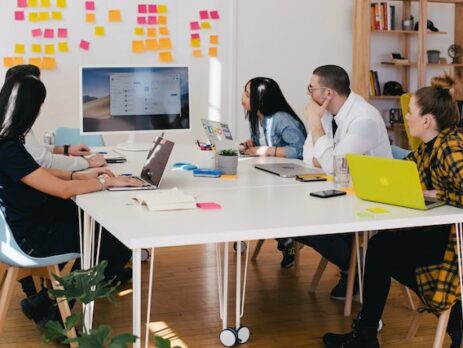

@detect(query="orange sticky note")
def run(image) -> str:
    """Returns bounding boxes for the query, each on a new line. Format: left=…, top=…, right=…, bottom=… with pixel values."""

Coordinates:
left=39, top=11, right=50, bottom=21
left=157, top=4, right=167, bottom=13
left=201, top=21, right=211, bottom=29
left=132, top=40, right=145, bottom=53
left=29, top=57, right=43, bottom=68
left=29, top=12, right=39, bottom=22
left=95, top=26, right=105, bottom=36
left=28, top=0, right=39, bottom=7
left=56, top=0, right=67, bottom=8
left=52, top=11, right=62, bottom=20
left=58, top=42, right=69, bottom=52
left=158, top=15, right=167, bottom=25
left=192, top=49, right=202, bottom=58
left=208, top=47, right=218, bottom=57
left=3, top=58, right=14, bottom=67
left=15, top=44, right=25, bottom=54
left=108, top=10, right=121, bottom=22
left=42, top=57, right=56, bottom=69
left=31, top=44, right=42, bottom=53
left=41, top=0, right=51, bottom=7
left=134, top=27, right=145, bottom=36
left=86, top=13, right=95, bottom=23
left=159, top=51, right=172, bottom=62
left=190, top=38, right=200, bottom=48
left=14, top=57, right=25, bottom=65
left=159, top=27, right=169, bottom=35
left=44, top=44, right=55, bottom=54
left=210, top=35, right=219, bottom=44
left=147, top=28, right=156, bottom=37
left=159, top=38, right=171, bottom=50
left=145, top=39, right=158, bottom=50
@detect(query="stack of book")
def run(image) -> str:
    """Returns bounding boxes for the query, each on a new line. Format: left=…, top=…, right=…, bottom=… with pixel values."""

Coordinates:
left=369, top=70, right=381, bottom=96
left=371, top=2, right=396, bottom=30
left=133, top=188, right=197, bottom=211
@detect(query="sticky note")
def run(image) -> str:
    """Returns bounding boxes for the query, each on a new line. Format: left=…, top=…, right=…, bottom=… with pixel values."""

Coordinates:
left=356, top=211, right=375, bottom=218
left=145, top=39, right=158, bottom=50
left=29, top=12, right=39, bottom=21
left=220, top=175, right=237, bottom=180
left=39, top=11, right=50, bottom=21
left=159, top=38, right=171, bottom=50
left=147, top=28, right=156, bottom=37
left=86, top=13, right=95, bottom=23
left=31, top=44, right=42, bottom=53
left=44, top=28, right=54, bottom=38
left=159, top=51, right=172, bottom=62
left=199, top=10, right=209, bottom=20
left=197, top=202, right=221, bottom=210
left=29, top=57, right=42, bottom=67
left=41, top=0, right=51, bottom=7
left=208, top=47, right=217, bottom=57
left=3, top=58, right=15, bottom=67
left=58, top=42, right=68, bottom=52
left=85, top=1, right=95, bottom=11
left=159, top=26, right=169, bottom=35
left=15, top=44, right=26, bottom=54
left=17, top=0, right=28, bottom=8
left=148, top=4, right=157, bottom=13
left=15, top=11, right=25, bottom=20
left=42, top=57, right=56, bottom=69
left=339, top=186, right=355, bottom=195
left=147, top=16, right=157, bottom=25
left=366, top=207, right=390, bottom=213
left=44, top=44, right=55, bottom=54
left=158, top=15, right=167, bottom=25
left=190, top=38, right=200, bottom=48
left=57, top=28, right=67, bottom=38
left=95, top=26, right=105, bottom=36
left=51, top=11, right=62, bottom=20
left=201, top=21, right=211, bottom=29
left=210, top=10, right=220, bottom=19
left=157, top=4, right=167, bottom=13
left=190, top=21, right=200, bottom=30
left=192, top=49, right=202, bottom=58
left=14, top=57, right=25, bottom=65
left=191, top=33, right=199, bottom=40
left=28, top=0, right=38, bottom=7
left=79, top=40, right=90, bottom=50
left=32, top=28, right=42, bottom=37
left=138, top=4, right=147, bottom=13
left=134, top=27, right=145, bottom=36
left=108, top=10, right=121, bottom=22
left=210, top=35, right=218, bottom=44
left=56, top=0, right=67, bottom=8
left=132, top=40, right=145, bottom=53
left=137, top=16, right=146, bottom=25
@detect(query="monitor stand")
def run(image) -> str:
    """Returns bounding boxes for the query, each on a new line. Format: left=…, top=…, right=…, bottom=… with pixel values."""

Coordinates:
left=116, top=133, right=151, bottom=152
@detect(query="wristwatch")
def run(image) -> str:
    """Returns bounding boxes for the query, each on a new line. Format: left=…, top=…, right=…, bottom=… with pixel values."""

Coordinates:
left=63, top=144, right=70, bottom=156
left=97, top=175, right=107, bottom=191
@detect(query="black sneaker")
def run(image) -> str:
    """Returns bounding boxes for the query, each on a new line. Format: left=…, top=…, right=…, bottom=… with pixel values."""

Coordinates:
left=323, top=318, right=379, bottom=348
left=20, top=288, right=53, bottom=323
left=447, top=301, right=462, bottom=348
left=330, top=271, right=358, bottom=301
left=280, top=245, right=295, bottom=269
left=277, top=238, right=293, bottom=252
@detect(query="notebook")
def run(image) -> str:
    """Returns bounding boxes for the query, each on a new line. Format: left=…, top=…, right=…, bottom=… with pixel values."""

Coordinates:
left=108, top=136, right=174, bottom=191
left=133, top=188, right=196, bottom=211
left=347, top=154, right=444, bottom=210
left=254, top=163, right=324, bottom=178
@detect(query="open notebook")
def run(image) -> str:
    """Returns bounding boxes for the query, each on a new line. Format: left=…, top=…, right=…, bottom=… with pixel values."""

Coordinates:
left=133, top=188, right=196, bottom=211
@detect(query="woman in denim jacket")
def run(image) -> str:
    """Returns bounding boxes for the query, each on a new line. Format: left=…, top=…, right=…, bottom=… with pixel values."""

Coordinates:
left=241, top=77, right=307, bottom=159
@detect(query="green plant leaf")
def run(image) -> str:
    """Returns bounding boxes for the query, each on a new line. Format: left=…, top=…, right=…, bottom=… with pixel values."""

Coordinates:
left=64, top=312, right=81, bottom=330
left=43, top=320, right=68, bottom=344
left=155, top=335, right=171, bottom=348
left=66, top=324, right=112, bottom=348
left=218, top=148, right=238, bottom=156
left=108, top=333, right=138, bottom=348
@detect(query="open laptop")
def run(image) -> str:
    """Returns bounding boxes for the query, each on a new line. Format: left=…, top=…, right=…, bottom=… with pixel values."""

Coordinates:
left=254, top=163, right=324, bottom=178
left=347, top=154, right=444, bottom=210
left=108, top=136, right=174, bottom=191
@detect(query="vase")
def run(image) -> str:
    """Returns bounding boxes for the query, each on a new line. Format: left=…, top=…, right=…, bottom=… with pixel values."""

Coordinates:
left=217, top=155, right=238, bottom=175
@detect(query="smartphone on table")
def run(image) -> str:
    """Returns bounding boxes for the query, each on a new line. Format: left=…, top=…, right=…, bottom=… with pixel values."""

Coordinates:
left=310, top=190, right=347, bottom=198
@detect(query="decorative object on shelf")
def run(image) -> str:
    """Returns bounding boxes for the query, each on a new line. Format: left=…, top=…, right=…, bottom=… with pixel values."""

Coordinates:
left=401, top=16, right=414, bottom=31
left=448, top=44, right=463, bottom=64
left=391, top=52, right=409, bottom=65
left=217, top=149, right=238, bottom=175
left=414, top=19, right=439, bottom=32
left=427, top=50, right=440, bottom=64
left=383, top=81, right=404, bottom=96
left=389, top=108, right=403, bottom=126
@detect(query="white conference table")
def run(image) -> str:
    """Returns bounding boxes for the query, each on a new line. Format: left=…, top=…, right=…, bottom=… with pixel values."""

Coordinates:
left=76, top=145, right=463, bottom=347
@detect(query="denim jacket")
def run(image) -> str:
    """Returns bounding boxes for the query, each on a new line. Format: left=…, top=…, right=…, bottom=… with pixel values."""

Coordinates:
left=250, top=111, right=306, bottom=159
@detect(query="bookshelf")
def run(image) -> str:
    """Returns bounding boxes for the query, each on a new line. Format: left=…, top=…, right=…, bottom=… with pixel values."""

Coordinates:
left=352, top=0, right=463, bottom=148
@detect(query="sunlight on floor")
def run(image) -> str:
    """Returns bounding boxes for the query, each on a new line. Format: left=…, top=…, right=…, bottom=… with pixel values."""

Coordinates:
left=149, top=321, right=187, bottom=348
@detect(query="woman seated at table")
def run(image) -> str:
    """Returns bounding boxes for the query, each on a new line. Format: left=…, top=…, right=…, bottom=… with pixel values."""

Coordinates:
left=241, top=77, right=307, bottom=159
left=323, top=75, right=463, bottom=348
left=0, top=73, right=144, bottom=327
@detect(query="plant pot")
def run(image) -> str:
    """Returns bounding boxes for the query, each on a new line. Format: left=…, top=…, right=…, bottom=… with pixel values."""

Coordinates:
left=217, top=155, right=238, bottom=175
left=427, top=50, right=440, bottom=64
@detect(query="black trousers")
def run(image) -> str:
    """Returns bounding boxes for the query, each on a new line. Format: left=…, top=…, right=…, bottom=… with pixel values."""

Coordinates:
left=360, top=225, right=450, bottom=326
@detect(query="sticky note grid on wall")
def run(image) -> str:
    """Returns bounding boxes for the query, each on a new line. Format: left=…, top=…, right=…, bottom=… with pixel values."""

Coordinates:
left=190, top=9, right=220, bottom=58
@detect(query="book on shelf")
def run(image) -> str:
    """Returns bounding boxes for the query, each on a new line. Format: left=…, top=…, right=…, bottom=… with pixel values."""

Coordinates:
left=370, top=2, right=396, bottom=31
left=133, top=188, right=197, bottom=211
left=369, top=70, right=381, bottom=96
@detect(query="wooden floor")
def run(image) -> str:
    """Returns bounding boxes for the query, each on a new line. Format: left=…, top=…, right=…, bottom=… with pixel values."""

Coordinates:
left=0, top=241, right=448, bottom=347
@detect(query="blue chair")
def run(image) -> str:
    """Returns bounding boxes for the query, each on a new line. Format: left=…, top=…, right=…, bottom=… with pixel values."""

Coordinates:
left=0, top=208, right=79, bottom=340
left=55, top=127, right=104, bottom=147
left=391, top=144, right=411, bottom=160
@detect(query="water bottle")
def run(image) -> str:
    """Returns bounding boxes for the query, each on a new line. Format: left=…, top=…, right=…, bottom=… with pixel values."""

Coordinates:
left=43, top=131, right=55, bottom=145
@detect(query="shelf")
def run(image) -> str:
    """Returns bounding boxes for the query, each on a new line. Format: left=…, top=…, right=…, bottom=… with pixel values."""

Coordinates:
left=370, top=96, right=401, bottom=100
left=381, top=62, right=463, bottom=67
left=372, top=29, right=447, bottom=35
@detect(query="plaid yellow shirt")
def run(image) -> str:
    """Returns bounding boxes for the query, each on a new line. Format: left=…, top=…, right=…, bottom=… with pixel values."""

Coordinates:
left=406, top=127, right=463, bottom=314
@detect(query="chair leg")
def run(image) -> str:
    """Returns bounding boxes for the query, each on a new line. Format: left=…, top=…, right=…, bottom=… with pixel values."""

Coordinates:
left=400, top=285, right=416, bottom=311
left=309, top=257, right=328, bottom=293
left=406, top=311, right=423, bottom=341
left=433, top=308, right=450, bottom=348
left=0, top=263, right=7, bottom=288
left=294, top=241, right=303, bottom=268
left=0, top=266, right=19, bottom=335
left=344, top=239, right=358, bottom=317
left=251, top=239, right=265, bottom=261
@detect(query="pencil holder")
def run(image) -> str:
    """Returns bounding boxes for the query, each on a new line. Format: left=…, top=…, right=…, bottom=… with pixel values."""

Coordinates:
left=197, top=150, right=216, bottom=169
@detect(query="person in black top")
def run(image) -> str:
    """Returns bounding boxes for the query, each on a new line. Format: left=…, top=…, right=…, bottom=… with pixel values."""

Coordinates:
left=0, top=73, right=143, bottom=327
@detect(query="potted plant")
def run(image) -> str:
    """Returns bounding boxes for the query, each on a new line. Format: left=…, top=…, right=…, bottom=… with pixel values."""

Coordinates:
left=217, top=149, right=238, bottom=175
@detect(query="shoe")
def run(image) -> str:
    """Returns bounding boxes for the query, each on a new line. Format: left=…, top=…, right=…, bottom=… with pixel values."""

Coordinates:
left=330, top=271, right=359, bottom=301
left=36, top=303, right=63, bottom=333
left=323, top=318, right=379, bottom=348
left=447, top=301, right=462, bottom=348
left=277, top=238, right=293, bottom=252
left=20, top=288, right=53, bottom=323
left=280, top=245, right=295, bottom=269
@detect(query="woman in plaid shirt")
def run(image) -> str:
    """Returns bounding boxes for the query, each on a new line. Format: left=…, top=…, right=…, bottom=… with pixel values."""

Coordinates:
left=323, top=75, right=462, bottom=348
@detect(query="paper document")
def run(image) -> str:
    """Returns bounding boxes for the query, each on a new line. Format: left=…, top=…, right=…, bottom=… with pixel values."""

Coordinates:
left=133, top=188, right=197, bottom=211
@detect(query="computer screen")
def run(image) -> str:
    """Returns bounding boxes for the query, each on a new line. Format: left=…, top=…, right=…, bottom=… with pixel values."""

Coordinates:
left=80, top=66, right=190, bottom=135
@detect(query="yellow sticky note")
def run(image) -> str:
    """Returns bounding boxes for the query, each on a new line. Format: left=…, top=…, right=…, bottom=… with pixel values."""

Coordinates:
left=159, top=38, right=171, bottom=50
left=158, top=15, right=167, bottom=25
left=31, top=44, right=42, bottom=53
left=147, top=28, right=156, bottom=37
left=29, top=57, right=43, bottom=68
left=366, top=207, right=390, bottom=213
left=339, top=186, right=355, bottom=195
left=15, top=44, right=25, bottom=54
left=29, top=12, right=39, bottom=22
left=159, top=26, right=169, bottom=36
left=41, top=0, right=51, bottom=7
left=192, top=49, right=202, bottom=58
left=56, top=0, right=67, bottom=8
left=39, top=11, right=50, bottom=21
left=220, top=175, right=238, bottom=180
left=86, top=13, right=96, bottom=23
left=42, top=57, right=56, bottom=69
left=52, top=11, right=62, bottom=20
left=159, top=51, right=173, bottom=62
left=201, top=21, right=211, bottom=29
left=158, top=4, right=167, bottom=13
left=58, top=42, right=69, bottom=52
left=44, top=44, right=55, bottom=54
left=28, top=0, right=38, bottom=7
left=134, top=27, right=145, bottom=36
left=208, top=47, right=218, bottom=57
left=108, top=10, right=121, bottom=22
left=145, top=39, right=158, bottom=50
left=190, top=38, right=200, bottom=48
left=14, top=57, right=25, bottom=65
left=95, top=26, right=105, bottom=36
left=210, top=35, right=219, bottom=44
left=3, top=58, right=14, bottom=67
left=132, top=40, right=145, bottom=53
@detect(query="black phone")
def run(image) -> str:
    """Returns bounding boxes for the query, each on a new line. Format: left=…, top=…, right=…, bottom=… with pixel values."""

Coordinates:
left=310, top=190, right=347, bottom=198
left=296, top=176, right=327, bottom=182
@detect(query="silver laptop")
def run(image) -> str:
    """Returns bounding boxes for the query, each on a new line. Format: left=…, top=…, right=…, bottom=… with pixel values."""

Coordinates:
left=255, top=163, right=324, bottom=178
left=108, top=136, right=174, bottom=191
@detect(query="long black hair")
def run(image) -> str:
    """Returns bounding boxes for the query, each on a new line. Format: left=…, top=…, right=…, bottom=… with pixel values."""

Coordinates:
left=0, top=74, right=46, bottom=143
left=245, top=77, right=306, bottom=137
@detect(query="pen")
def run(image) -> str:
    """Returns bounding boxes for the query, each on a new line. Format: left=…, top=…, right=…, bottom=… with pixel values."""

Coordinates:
left=120, top=173, right=133, bottom=176
left=98, top=151, right=108, bottom=154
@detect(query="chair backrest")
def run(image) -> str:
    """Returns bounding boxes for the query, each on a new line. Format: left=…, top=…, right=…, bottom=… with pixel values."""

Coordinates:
left=55, top=127, right=104, bottom=147
left=400, top=93, right=422, bottom=151
left=391, top=145, right=411, bottom=160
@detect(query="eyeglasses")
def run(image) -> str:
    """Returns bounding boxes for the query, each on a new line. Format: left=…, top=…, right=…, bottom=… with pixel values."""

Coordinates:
left=307, top=85, right=328, bottom=94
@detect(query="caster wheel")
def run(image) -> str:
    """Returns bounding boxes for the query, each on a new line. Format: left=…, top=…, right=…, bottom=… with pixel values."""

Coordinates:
left=233, top=241, right=247, bottom=253
left=377, top=319, right=384, bottom=332
left=220, top=328, right=237, bottom=347
left=236, top=326, right=251, bottom=344
left=141, top=248, right=150, bottom=262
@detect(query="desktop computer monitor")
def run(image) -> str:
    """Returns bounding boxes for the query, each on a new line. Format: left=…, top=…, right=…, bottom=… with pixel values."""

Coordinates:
left=80, top=65, right=190, bottom=151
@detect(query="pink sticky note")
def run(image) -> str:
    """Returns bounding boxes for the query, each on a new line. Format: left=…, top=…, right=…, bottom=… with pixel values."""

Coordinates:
left=44, top=29, right=54, bottom=38
left=197, top=202, right=222, bottom=210
left=147, top=16, right=157, bottom=25
left=199, top=10, right=209, bottom=20
left=210, top=10, right=220, bottom=19
left=85, top=1, right=95, bottom=11
left=32, top=28, right=42, bottom=37
left=57, top=28, right=67, bottom=38
left=15, top=11, right=25, bottom=20
left=191, top=33, right=200, bottom=40
left=79, top=40, right=90, bottom=50
left=137, top=16, right=146, bottom=25
left=17, top=0, right=28, bottom=8
left=190, top=21, right=200, bottom=30
left=148, top=4, right=157, bottom=13
left=138, top=4, right=147, bottom=13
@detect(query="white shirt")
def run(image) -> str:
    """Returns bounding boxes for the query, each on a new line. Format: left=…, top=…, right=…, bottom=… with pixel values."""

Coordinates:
left=24, top=131, right=89, bottom=171
left=303, top=92, right=392, bottom=173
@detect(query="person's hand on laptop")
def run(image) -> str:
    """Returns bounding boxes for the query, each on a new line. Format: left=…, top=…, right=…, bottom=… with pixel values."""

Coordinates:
left=240, top=139, right=254, bottom=150
left=245, top=146, right=269, bottom=156
left=71, top=167, right=115, bottom=180
left=423, top=189, right=438, bottom=198
left=86, top=154, right=107, bottom=168
left=107, top=176, right=146, bottom=189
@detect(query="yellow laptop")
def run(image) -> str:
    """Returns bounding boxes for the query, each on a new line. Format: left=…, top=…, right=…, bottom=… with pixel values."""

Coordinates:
left=347, top=154, right=445, bottom=210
